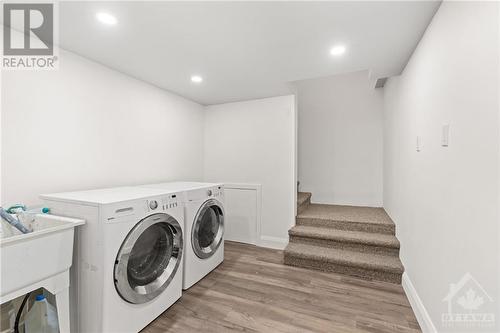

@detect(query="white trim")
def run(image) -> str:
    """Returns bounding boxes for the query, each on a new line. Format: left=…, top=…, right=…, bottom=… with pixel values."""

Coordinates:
left=402, top=272, right=438, bottom=333
left=224, top=183, right=261, bottom=191
left=291, top=92, right=298, bottom=222
left=223, top=183, right=262, bottom=246
left=258, top=235, right=288, bottom=250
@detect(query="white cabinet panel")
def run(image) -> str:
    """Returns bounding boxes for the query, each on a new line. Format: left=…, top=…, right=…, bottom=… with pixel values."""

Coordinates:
left=224, top=187, right=258, bottom=244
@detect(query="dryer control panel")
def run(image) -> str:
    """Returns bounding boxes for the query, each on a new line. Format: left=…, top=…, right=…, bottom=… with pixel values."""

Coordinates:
left=211, top=186, right=224, bottom=199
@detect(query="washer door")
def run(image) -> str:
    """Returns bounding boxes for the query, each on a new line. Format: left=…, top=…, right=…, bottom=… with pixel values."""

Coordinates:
left=114, top=213, right=183, bottom=304
left=192, top=199, right=224, bottom=259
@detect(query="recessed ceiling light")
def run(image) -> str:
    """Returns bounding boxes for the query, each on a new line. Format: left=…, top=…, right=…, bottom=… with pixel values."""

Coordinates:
left=330, top=45, right=346, bottom=56
left=191, top=75, right=203, bottom=83
left=96, top=12, right=117, bottom=25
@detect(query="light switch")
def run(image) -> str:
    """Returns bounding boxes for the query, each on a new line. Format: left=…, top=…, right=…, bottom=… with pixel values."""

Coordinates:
left=416, top=136, right=421, bottom=152
left=442, top=124, right=450, bottom=147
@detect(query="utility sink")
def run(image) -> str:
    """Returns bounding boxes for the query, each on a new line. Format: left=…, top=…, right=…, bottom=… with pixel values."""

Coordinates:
left=0, top=214, right=85, bottom=302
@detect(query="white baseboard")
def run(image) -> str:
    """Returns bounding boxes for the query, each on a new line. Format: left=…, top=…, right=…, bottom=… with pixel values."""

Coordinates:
left=258, top=235, right=288, bottom=250
left=402, top=272, right=438, bottom=333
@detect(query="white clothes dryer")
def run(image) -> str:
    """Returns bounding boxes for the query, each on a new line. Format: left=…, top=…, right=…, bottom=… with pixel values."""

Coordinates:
left=138, top=182, right=225, bottom=290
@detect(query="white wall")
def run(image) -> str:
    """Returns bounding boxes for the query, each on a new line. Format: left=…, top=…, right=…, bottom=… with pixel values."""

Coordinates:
left=295, top=71, right=384, bottom=207
left=384, top=2, right=499, bottom=331
left=1, top=48, right=204, bottom=206
left=0, top=69, right=2, bottom=205
left=203, top=96, right=296, bottom=249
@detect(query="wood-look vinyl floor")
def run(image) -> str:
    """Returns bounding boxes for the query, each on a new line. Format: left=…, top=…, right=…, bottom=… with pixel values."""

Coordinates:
left=142, top=241, right=421, bottom=333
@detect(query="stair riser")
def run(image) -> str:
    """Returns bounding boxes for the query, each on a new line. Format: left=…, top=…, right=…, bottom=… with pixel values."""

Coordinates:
left=296, top=217, right=395, bottom=235
left=297, top=198, right=311, bottom=215
left=289, top=236, right=400, bottom=257
left=284, top=255, right=402, bottom=284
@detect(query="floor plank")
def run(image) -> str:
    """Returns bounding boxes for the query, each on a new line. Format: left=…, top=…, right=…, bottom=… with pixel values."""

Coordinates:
left=142, top=241, right=421, bottom=333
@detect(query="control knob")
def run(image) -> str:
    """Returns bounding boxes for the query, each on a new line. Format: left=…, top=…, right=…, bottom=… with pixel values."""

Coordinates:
left=149, top=200, right=158, bottom=210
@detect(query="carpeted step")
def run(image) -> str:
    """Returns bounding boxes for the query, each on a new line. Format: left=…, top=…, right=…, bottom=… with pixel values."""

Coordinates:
left=289, top=225, right=400, bottom=256
left=284, top=243, right=404, bottom=284
left=296, top=204, right=395, bottom=235
left=297, top=192, right=312, bottom=215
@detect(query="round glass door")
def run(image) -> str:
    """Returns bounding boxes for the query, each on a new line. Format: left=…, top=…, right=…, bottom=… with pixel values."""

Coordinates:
left=114, top=213, right=183, bottom=304
left=192, top=199, right=224, bottom=259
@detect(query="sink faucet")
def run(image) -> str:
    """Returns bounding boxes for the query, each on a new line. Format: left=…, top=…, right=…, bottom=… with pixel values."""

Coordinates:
left=0, top=207, right=31, bottom=234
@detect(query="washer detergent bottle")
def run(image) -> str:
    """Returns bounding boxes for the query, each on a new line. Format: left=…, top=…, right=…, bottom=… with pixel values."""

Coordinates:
left=24, top=295, right=58, bottom=333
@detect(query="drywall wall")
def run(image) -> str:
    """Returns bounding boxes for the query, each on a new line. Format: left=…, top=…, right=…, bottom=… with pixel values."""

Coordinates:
left=498, top=2, right=500, bottom=319
left=204, top=96, right=296, bottom=249
left=1, top=47, right=204, bottom=205
left=295, top=71, right=383, bottom=207
left=384, top=1, right=499, bottom=331
left=0, top=69, right=2, bottom=205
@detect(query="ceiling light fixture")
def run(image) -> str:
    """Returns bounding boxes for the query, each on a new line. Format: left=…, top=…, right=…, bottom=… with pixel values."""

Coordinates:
left=330, top=45, right=346, bottom=56
left=191, top=75, right=203, bottom=83
left=96, top=12, right=117, bottom=25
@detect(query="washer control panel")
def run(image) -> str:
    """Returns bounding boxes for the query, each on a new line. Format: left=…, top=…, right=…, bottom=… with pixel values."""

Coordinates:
left=108, top=194, right=180, bottom=223
left=162, top=194, right=179, bottom=210
left=144, top=194, right=179, bottom=213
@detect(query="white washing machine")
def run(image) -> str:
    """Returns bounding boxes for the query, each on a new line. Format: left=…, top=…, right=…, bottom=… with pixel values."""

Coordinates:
left=40, top=187, right=184, bottom=333
left=139, top=182, right=225, bottom=289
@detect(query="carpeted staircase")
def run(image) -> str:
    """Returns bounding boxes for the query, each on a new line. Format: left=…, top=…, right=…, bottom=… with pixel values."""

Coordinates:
left=285, top=192, right=404, bottom=283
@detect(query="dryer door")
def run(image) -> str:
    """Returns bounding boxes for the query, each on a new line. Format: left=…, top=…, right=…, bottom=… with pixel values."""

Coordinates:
left=192, top=199, right=224, bottom=259
left=114, top=213, right=183, bottom=304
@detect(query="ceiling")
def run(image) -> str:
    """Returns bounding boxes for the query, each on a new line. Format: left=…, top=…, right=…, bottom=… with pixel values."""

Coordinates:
left=56, top=1, right=440, bottom=105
